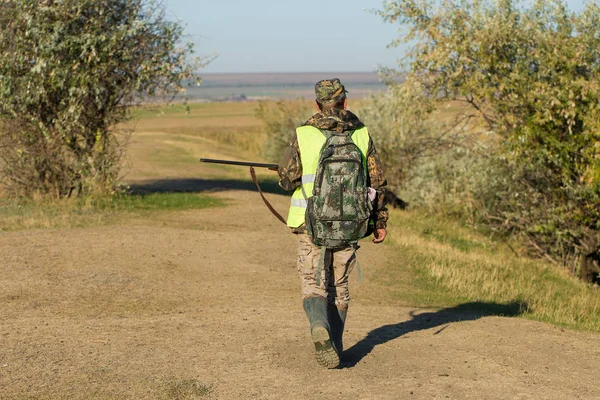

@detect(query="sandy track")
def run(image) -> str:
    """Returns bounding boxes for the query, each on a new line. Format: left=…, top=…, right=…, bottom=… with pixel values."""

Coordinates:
left=1, top=190, right=599, bottom=399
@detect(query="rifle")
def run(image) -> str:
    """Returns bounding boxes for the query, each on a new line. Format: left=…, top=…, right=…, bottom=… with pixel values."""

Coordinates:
left=200, top=158, right=286, bottom=225
left=200, top=158, right=278, bottom=171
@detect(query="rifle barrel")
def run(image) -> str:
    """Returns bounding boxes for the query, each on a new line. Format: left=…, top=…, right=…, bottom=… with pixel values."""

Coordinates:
left=200, top=158, right=279, bottom=170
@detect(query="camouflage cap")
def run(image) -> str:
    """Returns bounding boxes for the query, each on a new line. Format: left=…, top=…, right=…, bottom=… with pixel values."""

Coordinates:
left=315, top=78, right=348, bottom=104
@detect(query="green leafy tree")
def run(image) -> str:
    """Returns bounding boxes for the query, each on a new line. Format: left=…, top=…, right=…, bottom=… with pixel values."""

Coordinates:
left=0, top=0, right=205, bottom=198
left=380, top=0, right=600, bottom=281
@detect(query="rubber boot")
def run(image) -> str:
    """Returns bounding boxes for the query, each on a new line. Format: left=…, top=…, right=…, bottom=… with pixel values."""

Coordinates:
left=328, top=306, right=347, bottom=355
left=303, top=297, right=340, bottom=369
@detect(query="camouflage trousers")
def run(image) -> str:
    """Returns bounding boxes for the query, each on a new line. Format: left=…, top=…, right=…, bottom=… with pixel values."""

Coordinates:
left=296, top=233, right=357, bottom=310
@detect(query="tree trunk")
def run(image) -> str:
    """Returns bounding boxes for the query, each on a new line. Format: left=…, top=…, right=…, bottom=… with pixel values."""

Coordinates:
left=579, top=240, right=600, bottom=284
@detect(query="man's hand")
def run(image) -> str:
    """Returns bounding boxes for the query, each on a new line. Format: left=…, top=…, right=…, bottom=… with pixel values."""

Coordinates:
left=373, top=228, right=387, bottom=244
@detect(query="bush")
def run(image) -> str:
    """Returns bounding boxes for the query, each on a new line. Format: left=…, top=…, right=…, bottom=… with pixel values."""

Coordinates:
left=355, top=81, right=475, bottom=195
left=379, top=0, right=600, bottom=281
left=0, top=0, right=204, bottom=198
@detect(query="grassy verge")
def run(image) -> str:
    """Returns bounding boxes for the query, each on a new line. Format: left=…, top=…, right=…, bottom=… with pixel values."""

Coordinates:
left=0, top=192, right=225, bottom=231
left=381, top=209, right=600, bottom=332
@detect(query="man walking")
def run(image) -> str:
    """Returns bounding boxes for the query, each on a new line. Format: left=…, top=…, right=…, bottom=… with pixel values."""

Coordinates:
left=278, top=78, right=388, bottom=368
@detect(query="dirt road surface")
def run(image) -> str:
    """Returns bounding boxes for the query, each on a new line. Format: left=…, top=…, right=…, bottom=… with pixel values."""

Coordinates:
left=1, top=189, right=599, bottom=399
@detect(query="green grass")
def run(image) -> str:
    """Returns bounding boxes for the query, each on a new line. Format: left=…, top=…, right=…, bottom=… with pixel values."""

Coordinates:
left=93, top=192, right=224, bottom=211
left=0, top=193, right=224, bottom=231
left=380, top=210, right=600, bottom=332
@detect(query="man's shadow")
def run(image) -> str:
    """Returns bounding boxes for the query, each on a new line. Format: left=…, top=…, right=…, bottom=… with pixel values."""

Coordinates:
left=342, top=301, right=528, bottom=368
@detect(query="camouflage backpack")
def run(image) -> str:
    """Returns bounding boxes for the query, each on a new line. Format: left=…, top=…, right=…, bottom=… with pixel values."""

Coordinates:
left=305, top=129, right=373, bottom=249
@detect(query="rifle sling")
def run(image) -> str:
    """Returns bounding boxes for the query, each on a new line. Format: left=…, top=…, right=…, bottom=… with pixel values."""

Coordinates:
left=249, top=166, right=287, bottom=225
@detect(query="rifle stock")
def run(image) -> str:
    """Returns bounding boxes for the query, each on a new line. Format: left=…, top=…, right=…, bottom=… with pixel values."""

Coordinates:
left=200, top=158, right=278, bottom=171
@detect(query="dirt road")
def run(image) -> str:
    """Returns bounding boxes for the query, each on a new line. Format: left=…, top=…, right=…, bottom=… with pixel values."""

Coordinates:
left=1, top=188, right=599, bottom=399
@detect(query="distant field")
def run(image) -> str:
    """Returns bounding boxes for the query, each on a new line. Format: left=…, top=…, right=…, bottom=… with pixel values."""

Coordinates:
left=178, top=71, right=388, bottom=101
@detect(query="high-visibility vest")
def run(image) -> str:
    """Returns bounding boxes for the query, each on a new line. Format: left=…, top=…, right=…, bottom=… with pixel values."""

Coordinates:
left=286, top=125, right=370, bottom=228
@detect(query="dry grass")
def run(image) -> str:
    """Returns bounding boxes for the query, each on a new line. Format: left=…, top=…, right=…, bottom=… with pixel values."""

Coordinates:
left=386, top=210, right=600, bottom=331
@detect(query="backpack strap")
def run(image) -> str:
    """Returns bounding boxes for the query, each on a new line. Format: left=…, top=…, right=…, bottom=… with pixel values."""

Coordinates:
left=355, top=253, right=363, bottom=282
left=316, top=245, right=327, bottom=287
left=300, top=181, right=309, bottom=201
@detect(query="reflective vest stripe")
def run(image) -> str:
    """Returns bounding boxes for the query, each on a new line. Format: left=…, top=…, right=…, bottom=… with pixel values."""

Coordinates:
left=290, top=198, right=308, bottom=208
left=301, top=174, right=316, bottom=185
left=286, top=125, right=370, bottom=228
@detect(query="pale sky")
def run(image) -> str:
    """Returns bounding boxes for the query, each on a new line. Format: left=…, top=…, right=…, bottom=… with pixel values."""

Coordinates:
left=163, top=0, right=590, bottom=74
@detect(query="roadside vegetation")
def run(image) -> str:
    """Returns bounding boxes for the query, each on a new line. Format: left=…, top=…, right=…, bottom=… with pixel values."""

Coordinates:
left=377, top=0, right=600, bottom=283
left=0, top=0, right=205, bottom=199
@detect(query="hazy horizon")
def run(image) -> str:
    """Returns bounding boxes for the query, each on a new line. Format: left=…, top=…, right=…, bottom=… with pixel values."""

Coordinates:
left=165, top=0, right=589, bottom=74
left=186, top=71, right=387, bottom=101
